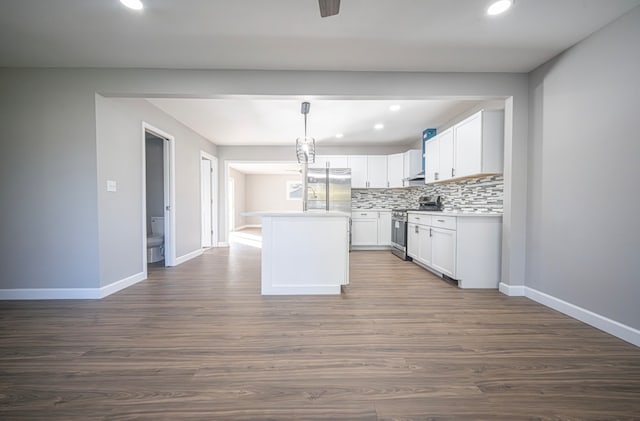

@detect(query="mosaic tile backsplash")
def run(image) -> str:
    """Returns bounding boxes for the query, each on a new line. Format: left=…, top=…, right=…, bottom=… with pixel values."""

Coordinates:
left=351, top=175, right=503, bottom=213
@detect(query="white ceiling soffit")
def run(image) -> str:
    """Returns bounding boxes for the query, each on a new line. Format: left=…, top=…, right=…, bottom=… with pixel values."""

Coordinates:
left=229, top=162, right=302, bottom=175
left=147, top=98, right=488, bottom=146
left=0, top=1, right=638, bottom=72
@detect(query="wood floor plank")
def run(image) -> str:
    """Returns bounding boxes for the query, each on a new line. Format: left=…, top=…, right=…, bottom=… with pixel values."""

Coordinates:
left=1, top=245, right=639, bottom=420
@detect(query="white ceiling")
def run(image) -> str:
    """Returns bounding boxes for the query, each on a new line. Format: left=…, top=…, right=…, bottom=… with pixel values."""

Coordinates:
left=148, top=97, right=491, bottom=146
left=4, top=1, right=637, bottom=148
left=0, top=0, right=638, bottom=72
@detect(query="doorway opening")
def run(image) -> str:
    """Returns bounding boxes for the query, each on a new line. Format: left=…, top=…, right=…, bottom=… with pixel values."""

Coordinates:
left=200, top=151, right=218, bottom=248
left=142, top=122, right=176, bottom=271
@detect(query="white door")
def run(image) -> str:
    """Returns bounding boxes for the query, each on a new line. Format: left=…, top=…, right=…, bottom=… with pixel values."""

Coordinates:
left=387, top=153, right=404, bottom=188
left=439, top=129, right=454, bottom=181
left=201, top=158, right=212, bottom=247
left=431, top=227, right=456, bottom=278
left=227, top=177, right=235, bottom=233
left=348, top=156, right=368, bottom=188
left=425, top=138, right=440, bottom=183
left=367, top=156, right=388, bottom=188
left=454, top=113, right=482, bottom=178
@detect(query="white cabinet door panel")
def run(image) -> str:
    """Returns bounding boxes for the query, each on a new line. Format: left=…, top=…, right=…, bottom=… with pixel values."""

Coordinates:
left=367, top=156, right=388, bottom=188
left=348, top=156, right=368, bottom=188
left=431, top=227, right=456, bottom=278
left=425, top=138, right=440, bottom=183
left=377, top=212, right=392, bottom=246
left=351, top=219, right=378, bottom=246
left=407, top=223, right=420, bottom=259
left=454, top=113, right=482, bottom=178
left=439, top=129, right=454, bottom=181
left=418, top=226, right=432, bottom=266
left=387, top=153, right=404, bottom=188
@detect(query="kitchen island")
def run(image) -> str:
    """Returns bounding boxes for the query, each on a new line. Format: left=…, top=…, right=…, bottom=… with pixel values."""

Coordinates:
left=242, top=211, right=350, bottom=295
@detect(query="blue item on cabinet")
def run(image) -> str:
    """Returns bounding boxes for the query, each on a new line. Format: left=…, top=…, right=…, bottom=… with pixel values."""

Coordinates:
left=422, top=128, right=437, bottom=171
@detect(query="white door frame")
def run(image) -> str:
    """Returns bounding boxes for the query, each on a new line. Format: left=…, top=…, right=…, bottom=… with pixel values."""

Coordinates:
left=200, top=151, right=218, bottom=247
left=141, top=122, right=176, bottom=273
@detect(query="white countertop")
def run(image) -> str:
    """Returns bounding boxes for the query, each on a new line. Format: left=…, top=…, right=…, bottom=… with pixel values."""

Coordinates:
left=242, top=210, right=350, bottom=218
left=352, top=209, right=392, bottom=212
left=407, top=211, right=503, bottom=217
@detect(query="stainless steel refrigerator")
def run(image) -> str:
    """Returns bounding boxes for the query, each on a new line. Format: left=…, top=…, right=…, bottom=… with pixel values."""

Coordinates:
left=304, top=168, right=352, bottom=213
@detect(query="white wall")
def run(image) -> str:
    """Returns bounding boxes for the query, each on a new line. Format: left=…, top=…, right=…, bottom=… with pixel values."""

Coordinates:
left=0, top=69, right=100, bottom=289
left=96, top=96, right=217, bottom=287
left=0, top=68, right=527, bottom=294
left=526, top=7, right=640, bottom=329
left=245, top=174, right=303, bottom=225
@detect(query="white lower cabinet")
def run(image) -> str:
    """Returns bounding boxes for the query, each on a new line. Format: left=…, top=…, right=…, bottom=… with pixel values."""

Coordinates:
left=351, top=213, right=378, bottom=246
left=352, top=211, right=392, bottom=248
left=407, top=212, right=501, bottom=288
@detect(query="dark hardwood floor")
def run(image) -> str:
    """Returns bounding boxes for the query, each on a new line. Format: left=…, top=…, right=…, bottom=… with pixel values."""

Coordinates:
left=1, top=245, right=639, bottom=420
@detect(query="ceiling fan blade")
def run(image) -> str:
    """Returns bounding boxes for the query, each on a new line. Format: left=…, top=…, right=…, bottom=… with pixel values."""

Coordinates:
left=318, top=0, right=340, bottom=17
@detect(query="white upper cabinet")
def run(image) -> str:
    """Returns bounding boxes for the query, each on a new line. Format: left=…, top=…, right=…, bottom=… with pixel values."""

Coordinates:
left=453, top=110, right=504, bottom=178
left=349, top=155, right=388, bottom=188
left=347, top=156, right=368, bottom=188
left=387, top=153, right=404, bottom=188
left=425, top=110, right=504, bottom=184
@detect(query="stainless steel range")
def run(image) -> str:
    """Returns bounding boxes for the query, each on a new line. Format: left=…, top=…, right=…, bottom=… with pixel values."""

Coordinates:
left=390, top=196, right=443, bottom=261
left=390, top=209, right=409, bottom=260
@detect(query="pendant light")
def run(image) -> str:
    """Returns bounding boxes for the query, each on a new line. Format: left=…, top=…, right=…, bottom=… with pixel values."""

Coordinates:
left=296, top=102, right=316, bottom=164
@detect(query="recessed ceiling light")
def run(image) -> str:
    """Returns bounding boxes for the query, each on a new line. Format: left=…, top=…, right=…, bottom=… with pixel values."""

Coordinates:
left=374, top=123, right=384, bottom=130
left=389, top=104, right=401, bottom=112
left=487, top=0, right=512, bottom=16
left=120, top=0, right=144, bottom=11
left=335, top=133, right=344, bottom=138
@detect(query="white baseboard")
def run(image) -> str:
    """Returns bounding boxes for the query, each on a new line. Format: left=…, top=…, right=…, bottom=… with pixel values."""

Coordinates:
left=499, top=282, right=525, bottom=296
left=100, top=271, right=146, bottom=298
left=173, top=248, right=204, bottom=266
left=499, top=283, right=639, bottom=347
left=525, top=286, right=640, bottom=347
left=0, top=271, right=146, bottom=300
left=234, top=224, right=261, bottom=231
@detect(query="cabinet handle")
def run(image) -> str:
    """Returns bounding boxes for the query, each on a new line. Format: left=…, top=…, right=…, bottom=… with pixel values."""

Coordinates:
left=435, top=172, right=439, bottom=181
left=387, top=181, right=390, bottom=188
left=452, top=168, right=455, bottom=177
left=415, top=217, right=420, bottom=220
left=430, top=227, right=433, bottom=237
left=437, top=219, right=445, bottom=222
left=415, top=226, right=419, bottom=234
left=360, top=213, right=368, bottom=216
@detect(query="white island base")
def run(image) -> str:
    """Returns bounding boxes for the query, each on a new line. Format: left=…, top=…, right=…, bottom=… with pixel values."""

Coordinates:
left=248, top=212, right=350, bottom=295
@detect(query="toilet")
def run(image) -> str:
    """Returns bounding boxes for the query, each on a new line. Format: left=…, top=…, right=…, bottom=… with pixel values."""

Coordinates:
left=147, top=216, right=165, bottom=263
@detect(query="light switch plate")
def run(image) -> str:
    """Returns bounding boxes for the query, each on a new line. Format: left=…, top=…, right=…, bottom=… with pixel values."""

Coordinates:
left=106, top=180, right=117, bottom=192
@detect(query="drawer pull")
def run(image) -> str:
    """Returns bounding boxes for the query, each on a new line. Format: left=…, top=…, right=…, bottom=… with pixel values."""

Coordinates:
left=360, top=213, right=368, bottom=216
left=437, top=219, right=445, bottom=222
